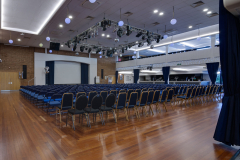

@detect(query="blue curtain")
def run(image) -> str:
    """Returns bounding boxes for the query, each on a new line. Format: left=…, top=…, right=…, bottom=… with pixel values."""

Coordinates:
left=81, top=63, right=89, bottom=84
left=133, top=69, right=139, bottom=84
left=213, top=0, right=240, bottom=146
left=45, top=61, right=54, bottom=85
left=115, top=71, right=118, bottom=84
left=162, top=67, right=170, bottom=84
left=206, top=62, right=219, bottom=84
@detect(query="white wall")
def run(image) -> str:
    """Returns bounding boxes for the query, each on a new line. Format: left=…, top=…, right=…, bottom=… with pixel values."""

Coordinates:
left=54, top=61, right=81, bottom=84
left=34, top=53, right=97, bottom=85
left=124, top=74, right=134, bottom=83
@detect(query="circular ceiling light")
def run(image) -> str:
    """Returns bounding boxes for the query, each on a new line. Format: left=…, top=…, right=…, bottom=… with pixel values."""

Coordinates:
left=65, top=17, right=71, bottom=24
left=170, top=19, right=177, bottom=25
left=18, top=39, right=21, bottom=41
left=207, top=11, right=212, bottom=14
left=46, top=37, right=50, bottom=41
left=49, top=50, right=52, bottom=53
left=59, top=24, right=63, bottom=28
left=203, top=8, right=208, bottom=12
left=9, top=39, right=13, bottom=44
left=159, top=12, right=164, bottom=15
left=154, top=10, right=158, bottom=13
left=107, top=35, right=110, bottom=38
left=61, top=45, right=63, bottom=47
left=102, top=34, right=105, bottom=37
left=69, top=15, right=73, bottom=19
left=89, top=0, right=96, bottom=3
left=163, top=35, right=168, bottom=39
left=189, top=26, right=192, bottom=29
left=136, top=41, right=138, bottom=43
left=39, top=43, right=43, bottom=47
left=118, top=21, right=124, bottom=26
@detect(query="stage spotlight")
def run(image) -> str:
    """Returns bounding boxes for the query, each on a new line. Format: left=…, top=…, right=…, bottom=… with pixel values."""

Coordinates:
left=85, top=47, right=88, bottom=50
left=102, top=50, right=106, bottom=55
left=136, top=32, right=143, bottom=37
left=142, top=35, right=146, bottom=40
left=88, top=48, right=92, bottom=53
left=80, top=46, right=85, bottom=52
left=126, top=26, right=132, bottom=36
left=150, top=45, right=154, bottom=49
left=125, top=46, right=128, bottom=50
left=147, top=38, right=152, bottom=45
left=117, top=28, right=123, bottom=37
left=67, top=41, right=70, bottom=48
left=73, top=43, right=77, bottom=51
left=156, top=35, right=161, bottom=43
left=138, top=42, right=144, bottom=47
left=122, top=47, right=124, bottom=53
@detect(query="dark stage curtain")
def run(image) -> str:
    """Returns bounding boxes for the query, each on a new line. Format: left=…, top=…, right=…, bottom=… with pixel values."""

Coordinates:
left=213, top=0, right=240, bottom=146
left=115, top=71, right=118, bottom=84
left=45, top=61, right=54, bottom=85
left=206, top=62, right=219, bottom=84
left=81, top=63, right=89, bottom=84
left=162, top=66, right=170, bottom=84
left=133, top=69, right=139, bottom=84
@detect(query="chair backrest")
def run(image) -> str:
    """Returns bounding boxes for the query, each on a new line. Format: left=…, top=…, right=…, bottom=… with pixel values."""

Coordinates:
left=195, top=87, right=200, bottom=96
left=182, top=87, right=187, bottom=94
left=127, top=89, right=134, bottom=100
left=76, top=92, right=86, bottom=98
left=100, top=91, right=108, bottom=103
left=91, top=95, right=103, bottom=109
left=119, top=89, right=126, bottom=93
left=142, top=88, right=147, bottom=92
left=75, top=95, right=88, bottom=110
left=117, top=93, right=127, bottom=107
left=186, top=88, right=192, bottom=98
left=105, top=94, right=116, bottom=108
left=139, top=91, right=148, bottom=105
left=135, top=89, right=141, bottom=100
left=148, top=88, right=153, bottom=91
left=147, top=91, right=154, bottom=103
left=191, top=88, right=196, bottom=97
left=153, top=90, right=160, bottom=102
left=167, top=89, right=174, bottom=100
left=128, top=92, right=138, bottom=106
left=61, top=93, right=73, bottom=109
left=88, top=91, right=97, bottom=104
left=160, top=90, right=167, bottom=101
left=110, top=90, right=117, bottom=96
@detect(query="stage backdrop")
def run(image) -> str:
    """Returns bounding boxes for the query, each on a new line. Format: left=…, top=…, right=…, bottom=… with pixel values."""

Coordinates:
left=34, top=53, right=97, bottom=85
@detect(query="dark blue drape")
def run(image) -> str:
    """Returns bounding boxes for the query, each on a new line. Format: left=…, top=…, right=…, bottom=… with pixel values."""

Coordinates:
left=206, top=62, right=219, bottom=84
left=213, top=0, right=240, bottom=146
left=81, top=63, right=89, bottom=84
left=162, top=66, right=170, bottom=84
left=115, top=71, right=118, bottom=84
left=133, top=69, right=139, bottom=84
left=45, top=61, right=54, bottom=85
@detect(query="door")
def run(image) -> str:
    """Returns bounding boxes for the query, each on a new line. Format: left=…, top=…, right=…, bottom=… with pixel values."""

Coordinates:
left=0, top=72, right=21, bottom=90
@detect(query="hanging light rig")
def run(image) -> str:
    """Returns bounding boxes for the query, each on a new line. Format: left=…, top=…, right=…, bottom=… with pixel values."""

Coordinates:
left=65, top=6, right=71, bottom=24
left=170, top=6, right=177, bottom=25
left=118, top=8, right=124, bottom=26
left=9, top=32, right=13, bottom=44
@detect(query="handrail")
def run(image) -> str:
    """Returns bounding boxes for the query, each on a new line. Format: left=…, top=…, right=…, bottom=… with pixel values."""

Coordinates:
left=28, top=77, right=35, bottom=85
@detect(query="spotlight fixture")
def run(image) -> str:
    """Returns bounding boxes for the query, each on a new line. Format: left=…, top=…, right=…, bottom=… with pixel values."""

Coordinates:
left=114, top=38, right=119, bottom=42
left=18, top=39, right=21, bottom=41
left=147, top=38, right=152, bottom=45
left=88, top=48, right=92, bottom=54
left=138, top=42, right=144, bottom=47
left=142, top=35, right=146, bottom=40
left=117, top=28, right=123, bottom=37
left=156, top=35, right=161, bottom=43
left=66, top=41, right=70, bottom=48
left=207, top=11, right=212, bottom=14
left=170, top=6, right=177, bottom=25
left=203, top=8, right=208, bottom=12
left=65, top=6, right=71, bottom=24
left=75, top=52, right=79, bottom=55
left=150, top=45, right=154, bottom=49
left=80, top=46, right=85, bottom=52
left=73, top=43, right=77, bottom=51
left=126, top=25, right=132, bottom=36
left=118, top=8, right=124, bottom=26
left=154, top=10, right=158, bottom=13
left=49, top=50, right=52, bottom=53
left=39, top=43, right=43, bottom=47
left=136, top=32, right=143, bottom=37
left=89, top=0, right=96, bottom=3
left=159, top=12, right=164, bottom=15
left=122, top=47, right=124, bottom=53
left=59, top=24, right=63, bottom=28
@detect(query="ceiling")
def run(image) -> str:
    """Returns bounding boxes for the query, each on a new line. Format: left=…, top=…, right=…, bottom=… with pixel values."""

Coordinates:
left=0, top=0, right=219, bottom=54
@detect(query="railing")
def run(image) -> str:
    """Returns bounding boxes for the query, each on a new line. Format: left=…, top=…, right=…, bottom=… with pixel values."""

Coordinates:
left=28, top=77, right=35, bottom=85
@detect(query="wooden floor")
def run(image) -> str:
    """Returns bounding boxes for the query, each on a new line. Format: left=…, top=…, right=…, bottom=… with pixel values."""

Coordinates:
left=0, top=91, right=239, bottom=160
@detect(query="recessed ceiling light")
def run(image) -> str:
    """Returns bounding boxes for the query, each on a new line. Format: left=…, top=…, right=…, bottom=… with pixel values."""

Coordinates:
left=61, top=45, right=63, bottom=47
left=154, top=10, right=158, bottom=13
left=69, top=15, right=73, bottom=19
left=189, top=26, right=192, bottom=28
left=207, top=11, right=212, bottom=14
left=159, top=12, right=164, bottom=15
left=102, top=34, right=105, bottom=37
left=18, top=39, right=21, bottom=41
left=136, top=41, right=138, bottom=43
left=59, top=24, right=63, bottom=27
left=106, top=35, right=110, bottom=37
left=203, top=8, right=208, bottom=12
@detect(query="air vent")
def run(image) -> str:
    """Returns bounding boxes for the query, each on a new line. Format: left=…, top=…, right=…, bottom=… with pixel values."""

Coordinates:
left=206, top=12, right=219, bottom=17
left=24, top=36, right=31, bottom=39
left=124, top=12, right=133, bottom=17
left=152, top=22, right=160, bottom=26
left=165, top=29, right=178, bottom=35
left=85, top=16, right=94, bottom=20
left=190, top=1, right=204, bottom=8
left=68, top=29, right=75, bottom=32
left=81, top=0, right=101, bottom=10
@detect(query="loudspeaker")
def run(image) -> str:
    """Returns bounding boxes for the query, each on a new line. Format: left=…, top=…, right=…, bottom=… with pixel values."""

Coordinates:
left=23, top=65, right=27, bottom=79
left=101, top=69, right=104, bottom=79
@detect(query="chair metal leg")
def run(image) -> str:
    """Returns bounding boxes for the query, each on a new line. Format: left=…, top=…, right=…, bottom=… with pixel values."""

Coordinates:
left=88, top=114, right=91, bottom=128
left=163, top=102, right=167, bottom=112
left=102, top=112, right=105, bottom=125
left=72, top=115, right=75, bottom=131
left=124, top=108, right=129, bottom=121
left=112, top=110, right=117, bottom=123
left=66, top=113, right=68, bottom=127
left=59, top=110, right=61, bottom=124
left=56, top=108, right=58, bottom=120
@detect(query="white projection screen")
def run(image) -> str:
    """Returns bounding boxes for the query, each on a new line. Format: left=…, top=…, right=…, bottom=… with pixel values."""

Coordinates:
left=54, top=61, right=81, bottom=84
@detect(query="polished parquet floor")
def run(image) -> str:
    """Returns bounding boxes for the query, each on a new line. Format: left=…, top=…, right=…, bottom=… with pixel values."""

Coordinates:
left=0, top=91, right=239, bottom=160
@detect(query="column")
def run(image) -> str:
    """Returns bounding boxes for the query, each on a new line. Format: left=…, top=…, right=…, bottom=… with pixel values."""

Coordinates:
left=115, top=56, right=118, bottom=62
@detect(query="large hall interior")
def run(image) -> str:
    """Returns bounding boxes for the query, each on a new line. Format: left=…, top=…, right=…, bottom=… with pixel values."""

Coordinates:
left=0, top=0, right=240, bottom=159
